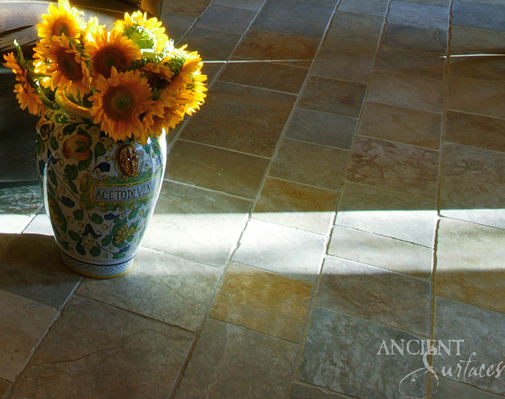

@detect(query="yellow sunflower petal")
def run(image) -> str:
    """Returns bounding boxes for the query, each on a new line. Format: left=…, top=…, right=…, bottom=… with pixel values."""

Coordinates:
left=37, top=0, right=84, bottom=41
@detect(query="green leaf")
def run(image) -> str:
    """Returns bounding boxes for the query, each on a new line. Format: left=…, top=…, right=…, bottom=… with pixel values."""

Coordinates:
left=78, top=155, right=92, bottom=171
left=90, top=213, right=103, bottom=225
left=128, top=208, right=138, bottom=220
left=64, top=164, right=78, bottom=180
left=113, top=252, right=126, bottom=260
left=55, top=114, right=68, bottom=124
left=67, top=179, right=78, bottom=195
left=112, top=219, right=126, bottom=236
left=101, top=235, right=112, bottom=246
left=73, top=209, right=84, bottom=221
left=94, top=142, right=106, bottom=159
left=60, top=240, right=70, bottom=250
left=62, top=123, right=79, bottom=136
left=90, top=246, right=101, bottom=257
left=68, top=230, right=81, bottom=241
left=48, top=169, right=57, bottom=186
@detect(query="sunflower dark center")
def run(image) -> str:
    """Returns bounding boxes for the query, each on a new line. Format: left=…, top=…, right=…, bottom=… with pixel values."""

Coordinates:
left=94, top=47, right=129, bottom=79
left=102, top=84, right=137, bottom=121
left=56, top=48, right=83, bottom=81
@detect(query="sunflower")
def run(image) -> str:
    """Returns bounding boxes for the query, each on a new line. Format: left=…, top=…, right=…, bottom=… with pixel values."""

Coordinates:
left=150, top=86, right=186, bottom=133
left=37, top=0, right=84, bottom=41
left=169, top=48, right=204, bottom=91
left=89, top=67, right=155, bottom=142
left=3, top=53, right=45, bottom=116
left=114, top=11, right=168, bottom=53
left=141, top=62, right=174, bottom=92
left=86, top=28, right=142, bottom=79
left=34, top=34, right=90, bottom=98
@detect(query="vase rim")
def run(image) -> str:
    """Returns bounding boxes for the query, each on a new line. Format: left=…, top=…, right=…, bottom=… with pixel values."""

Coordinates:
left=55, top=89, right=93, bottom=120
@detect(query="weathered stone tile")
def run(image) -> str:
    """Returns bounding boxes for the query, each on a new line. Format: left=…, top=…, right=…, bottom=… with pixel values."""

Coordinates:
left=160, top=12, right=196, bottom=45
left=447, top=76, right=505, bottom=119
left=431, top=376, right=505, bottom=399
left=299, top=307, right=427, bottom=399
left=434, top=298, right=505, bottom=395
left=286, top=108, right=357, bottom=150
left=367, top=71, right=444, bottom=114
left=166, top=140, right=269, bottom=199
left=9, top=296, right=193, bottom=399
left=253, top=177, right=338, bottom=234
left=358, top=102, right=442, bottom=149
left=336, top=182, right=437, bottom=247
left=449, top=55, right=505, bottom=83
left=0, top=184, right=42, bottom=216
left=0, top=378, right=9, bottom=397
left=375, top=46, right=445, bottom=80
left=387, top=1, right=449, bottom=29
left=452, top=1, right=505, bottom=31
left=440, top=143, right=505, bottom=229
left=338, top=0, right=390, bottom=16
left=79, top=247, right=222, bottom=331
left=401, top=0, right=449, bottom=5
left=0, top=290, right=57, bottom=381
left=0, top=234, right=16, bottom=258
left=269, top=139, right=349, bottom=191
left=232, top=219, right=325, bottom=283
left=288, top=383, right=349, bottom=398
left=347, top=136, right=439, bottom=200
left=312, top=48, right=374, bottom=84
left=252, top=0, right=334, bottom=38
left=435, top=218, right=505, bottom=313
left=161, top=0, right=211, bottom=17
left=182, top=27, right=242, bottom=61
left=209, top=263, right=312, bottom=342
left=22, top=212, right=53, bottom=236
left=219, top=62, right=308, bottom=93
left=195, top=5, right=256, bottom=35
left=181, top=82, right=296, bottom=157
left=298, top=77, right=367, bottom=118
left=213, top=0, right=265, bottom=11
left=322, top=28, right=380, bottom=54
left=142, top=181, right=251, bottom=267
left=328, top=226, right=433, bottom=277
left=0, top=215, right=33, bottom=234
left=446, top=111, right=505, bottom=152
left=175, top=318, right=298, bottom=398
left=0, top=234, right=81, bottom=308
left=450, top=26, right=505, bottom=54
left=383, top=23, right=448, bottom=54
left=318, top=257, right=430, bottom=335
left=232, top=29, right=320, bottom=69
left=331, top=11, right=384, bottom=33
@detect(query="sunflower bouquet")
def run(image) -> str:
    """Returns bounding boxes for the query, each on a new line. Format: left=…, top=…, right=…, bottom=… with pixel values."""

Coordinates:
left=2, top=0, right=207, bottom=144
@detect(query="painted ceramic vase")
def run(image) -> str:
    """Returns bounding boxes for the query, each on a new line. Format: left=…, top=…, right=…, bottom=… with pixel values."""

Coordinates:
left=35, top=94, right=166, bottom=278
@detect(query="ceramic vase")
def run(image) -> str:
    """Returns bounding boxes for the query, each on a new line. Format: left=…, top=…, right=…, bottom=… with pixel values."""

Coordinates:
left=35, top=94, right=166, bottom=278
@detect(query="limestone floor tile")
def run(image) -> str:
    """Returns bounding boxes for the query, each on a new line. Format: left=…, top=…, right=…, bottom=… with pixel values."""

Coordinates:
left=251, top=0, right=334, bottom=38
left=367, top=70, right=444, bottom=114
left=209, top=263, right=313, bottom=342
left=142, top=181, right=251, bottom=267
left=175, top=318, right=298, bottom=398
left=312, top=48, right=374, bottom=84
left=253, top=177, right=338, bottom=234
left=387, top=1, right=449, bottom=30
left=449, top=55, right=505, bottom=83
left=336, top=182, right=437, bottom=247
left=166, top=140, right=270, bottom=199
left=195, top=5, right=256, bottom=35
left=401, top=0, right=449, bottom=5
left=0, top=379, right=9, bottom=397
left=358, top=102, right=442, bottom=149
left=430, top=376, right=505, bottom=399
left=269, top=139, right=349, bottom=191
left=298, top=76, right=367, bottom=118
left=447, top=76, right=505, bottom=119
left=452, top=1, right=505, bottom=31
left=0, top=290, right=57, bottom=381
left=0, top=215, right=33, bottom=234
left=440, top=143, right=505, bottom=229
left=232, top=219, right=326, bottom=283
left=382, top=23, right=448, bottom=54
left=337, top=0, right=390, bottom=16
left=79, top=247, right=222, bottom=331
left=287, top=383, right=349, bottom=399
left=434, top=298, right=505, bottom=395
left=9, top=296, right=193, bottom=399
left=159, top=12, right=196, bottom=45
left=435, top=218, right=505, bottom=314
left=331, top=11, right=384, bottom=34
left=0, top=234, right=81, bottom=308
left=299, top=307, right=427, bottom=399
left=445, top=111, right=505, bottom=152
left=213, top=0, right=265, bottom=11
left=22, top=213, right=53, bottom=236
left=328, top=226, right=433, bottom=277
left=317, top=257, right=430, bottom=335
left=218, top=62, right=308, bottom=93
left=181, top=27, right=242, bottom=61
left=285, top=108, right=357, bottom=150
left=0, top=184, right=42, bottom=215
left=231, top=29, right=321, bottom=69
left=0, top=234, right=15, bottom=258
left=450, top=26, right=505, bottom=54
left=180, top=81, right=296, bottom=157
left=375, top=46, right=445, bottom=80
left=161, top=0, right=211, bottom=17
left=347, top=136, right=439, bottom=200
left=322, top=28, right=380, bottom=55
